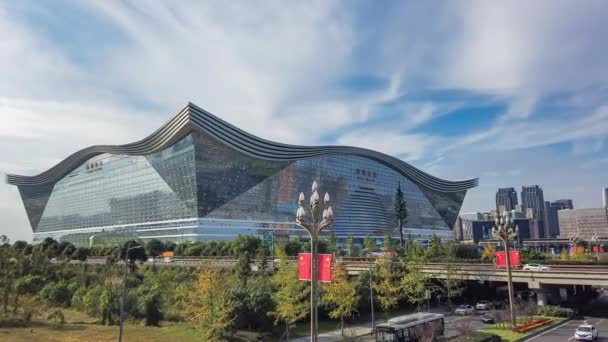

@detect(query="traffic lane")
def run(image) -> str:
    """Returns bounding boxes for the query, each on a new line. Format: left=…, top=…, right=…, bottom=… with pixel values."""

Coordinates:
left=444, top=311, right=491, bottom=338
left=525, top=317, right=608, bottom=342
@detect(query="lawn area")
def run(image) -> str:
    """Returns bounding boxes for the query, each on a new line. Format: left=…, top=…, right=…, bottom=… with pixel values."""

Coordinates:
left=0, top=322, right=202, bottom=342
left=479, top=316, right=567, bottom=342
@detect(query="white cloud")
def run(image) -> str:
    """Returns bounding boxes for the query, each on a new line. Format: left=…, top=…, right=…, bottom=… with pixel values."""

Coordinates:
left=337, top=130, right=439, bottom=162
left=1, top=1, right=608, bottom=241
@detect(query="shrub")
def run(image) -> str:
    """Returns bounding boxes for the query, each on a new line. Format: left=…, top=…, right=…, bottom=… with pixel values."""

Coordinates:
left=39, top=281, right=71, bottom=307
left=537, top=305, right=571, bottom=317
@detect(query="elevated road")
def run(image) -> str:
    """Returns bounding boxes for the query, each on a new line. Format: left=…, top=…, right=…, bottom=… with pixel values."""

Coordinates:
left=80, top=257, right=608, bottom=288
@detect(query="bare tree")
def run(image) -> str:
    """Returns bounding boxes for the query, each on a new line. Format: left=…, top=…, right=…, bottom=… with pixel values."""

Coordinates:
left=454, top=318, right=474, bottom=342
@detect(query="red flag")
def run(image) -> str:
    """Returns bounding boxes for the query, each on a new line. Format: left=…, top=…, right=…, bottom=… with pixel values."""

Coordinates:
left=509, top=250, right=521, bottom=267
left=318, top=254, right=333, bottom=282
left=298, top=253, right=312, bottom=281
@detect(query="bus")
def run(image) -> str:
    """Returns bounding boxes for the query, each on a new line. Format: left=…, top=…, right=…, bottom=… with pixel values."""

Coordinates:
left=375, top=312, right=445, bottom=342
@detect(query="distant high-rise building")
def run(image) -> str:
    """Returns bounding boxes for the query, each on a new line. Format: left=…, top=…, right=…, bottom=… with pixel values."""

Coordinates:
left=553, top=199, right=574, bottom=210
left=603, top=188, right=608, bottom=208
left=558, top=208, right=608, bottom=240
left=521, top=185, right=547, bottom=238
left=544, top=201, right=562, bottom=238
left=496, top=188, right=518, bottom=213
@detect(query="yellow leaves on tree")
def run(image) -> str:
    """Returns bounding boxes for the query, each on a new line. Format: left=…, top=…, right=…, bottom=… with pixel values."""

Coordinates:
left=481, top=244, right=496, bottom=261
left=184, top=266, right=236, bottom=341
left=269, top=244, right=309, bottom=340
left=372, top=256, right=401, bottom=312
left=322, top=261, right=358, bottom=336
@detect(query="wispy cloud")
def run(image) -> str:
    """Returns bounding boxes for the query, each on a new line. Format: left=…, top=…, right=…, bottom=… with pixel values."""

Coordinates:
left=1, top=1, right=608, bottom=240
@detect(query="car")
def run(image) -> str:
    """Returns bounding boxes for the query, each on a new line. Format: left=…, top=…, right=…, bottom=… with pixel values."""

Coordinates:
left=454, top=305, right=475, bottom=315
left=480, top=313, right=495, bottom=324
left=522, top=263, right=550, bottom=271
left=476, top=300, right=493, bottom=311
left=163, top=257, right=174, bottom=263
left=147, top=257, right=155, bottom=263
left=574, top=324, right=598, bottom=340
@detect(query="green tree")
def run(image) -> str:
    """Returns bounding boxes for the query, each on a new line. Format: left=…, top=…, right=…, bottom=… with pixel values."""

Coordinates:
left=0, top=244, right=15, bottom=313
left=439, top=263, right=464, bottom=308
left=394, top=183, right=408, bottom=250
left=13, top=275, right=43, bottom=313
left=325, top=232, right=339, bottom=255
left=58, top=242, right=76, bottom=260
left=269, top=245, right=309, bottom=340
left=364, top=235, right=379, bottom=256
left=235, top=251, right=252, bottom=286
left=39, top=281, right=71, bottom=307
left=453, top=244, right=479, bottom=259
left=426, top=235, right=443, bottom=260
left=401, top=255, right=433, bottom=311
left=346, top=235, right=359, bottom=257
left=372, top=256, right=401, bottom=313
left=145, top=239, right=165, bottom=258
left=383, top=232, right=396, bottom=253
left=133, top=280, right=163, bottom=326
left=120, top=240, right=147, bottom=263
left=185, top=267, right=237, bottom=341
left=231, top=235, right=261, bottom=256
left=72, top=247, right=90, bottom=262
left=322, top=261, right=358, bottom=336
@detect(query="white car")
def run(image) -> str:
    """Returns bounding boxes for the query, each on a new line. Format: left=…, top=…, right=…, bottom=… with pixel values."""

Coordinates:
left=574, top=324, right=598, bottom=340
left=163, top=257, right=174, bottom=263
left=475, top=300, right=493, bottom=311
left=455, top=305, right=475, bottom=315
left=522, top=263, right=550, bottom=271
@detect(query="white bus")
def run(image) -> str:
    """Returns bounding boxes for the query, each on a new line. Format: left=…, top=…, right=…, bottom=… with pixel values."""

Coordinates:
left=375, top=312, right=445, bottom=342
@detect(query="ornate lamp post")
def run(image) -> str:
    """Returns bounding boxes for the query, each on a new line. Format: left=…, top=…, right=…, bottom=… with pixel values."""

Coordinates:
left=295, top=181, right=333, bottom=342
left=492, top=213, right=517, bottom=327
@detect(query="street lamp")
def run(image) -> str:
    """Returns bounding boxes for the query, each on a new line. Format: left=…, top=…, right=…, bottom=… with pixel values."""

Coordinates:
left=295, top=181, right=333, bottom=342
left=492, top=213, right=517, bottom=328
left=118, top=245, right=142, bottom=342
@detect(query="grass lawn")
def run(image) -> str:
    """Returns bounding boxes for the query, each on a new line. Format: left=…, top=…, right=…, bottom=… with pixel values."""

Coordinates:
left=479, top=316, right=567, bottom=342
left=0, top=322, right=202, bottom=342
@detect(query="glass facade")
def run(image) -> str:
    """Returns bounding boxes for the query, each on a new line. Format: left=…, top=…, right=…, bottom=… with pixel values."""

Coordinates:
left=17, top=129, right=469, bottom=246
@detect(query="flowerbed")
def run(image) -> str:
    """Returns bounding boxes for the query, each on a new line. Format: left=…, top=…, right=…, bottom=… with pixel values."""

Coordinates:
left=511, top=318, right=552, bottom=333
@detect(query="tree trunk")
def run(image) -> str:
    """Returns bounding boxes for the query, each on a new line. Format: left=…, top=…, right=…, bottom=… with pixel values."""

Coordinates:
left=285, top=321, right=289, bottom=341
left=340, top=314, right=344, bottom=337
left=13, top=294, right=19, bottom=314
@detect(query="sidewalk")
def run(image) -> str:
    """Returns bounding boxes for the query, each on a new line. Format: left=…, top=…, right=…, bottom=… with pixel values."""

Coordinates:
left=288, top=318, right=382, bottom=342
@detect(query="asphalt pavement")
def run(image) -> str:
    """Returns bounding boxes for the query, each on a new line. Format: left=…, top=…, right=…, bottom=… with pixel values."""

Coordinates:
left=525, top=317, right=608, bottom=342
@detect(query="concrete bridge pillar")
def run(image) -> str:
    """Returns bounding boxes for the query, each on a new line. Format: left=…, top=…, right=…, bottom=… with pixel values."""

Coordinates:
left=531, top=288, right=549, bottom=306
left=559, top=288, right=568, bottom=302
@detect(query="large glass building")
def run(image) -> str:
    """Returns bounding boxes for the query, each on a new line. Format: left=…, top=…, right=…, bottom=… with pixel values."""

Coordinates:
left=6, top=103, right=477, bottom=246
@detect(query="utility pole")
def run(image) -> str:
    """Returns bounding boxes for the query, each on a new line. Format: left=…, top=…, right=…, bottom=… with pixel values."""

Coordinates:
left=118, top=245, right=142, bottom=342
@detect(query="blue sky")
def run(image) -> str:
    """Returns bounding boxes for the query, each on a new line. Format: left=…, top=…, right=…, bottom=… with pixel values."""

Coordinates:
left=1, top=1, right=608, bottom=241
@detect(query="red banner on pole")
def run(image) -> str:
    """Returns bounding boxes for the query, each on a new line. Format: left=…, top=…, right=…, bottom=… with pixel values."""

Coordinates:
left=495, top=250, right=521, bottom=268
left=318, top=254, right=333, bottom=283
left=298, top=253, right=312, bottom=281
left=298, top=253, right=333, bottom=282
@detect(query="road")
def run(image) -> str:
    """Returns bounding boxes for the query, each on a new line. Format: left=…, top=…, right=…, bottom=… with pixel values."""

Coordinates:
left=525, top=317, right=608, bottom=342
left=289, top=309, right=489, bottom=342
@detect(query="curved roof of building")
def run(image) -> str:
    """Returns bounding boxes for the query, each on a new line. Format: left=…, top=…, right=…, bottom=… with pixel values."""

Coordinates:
left=6, top=103, right=478, bottom=192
